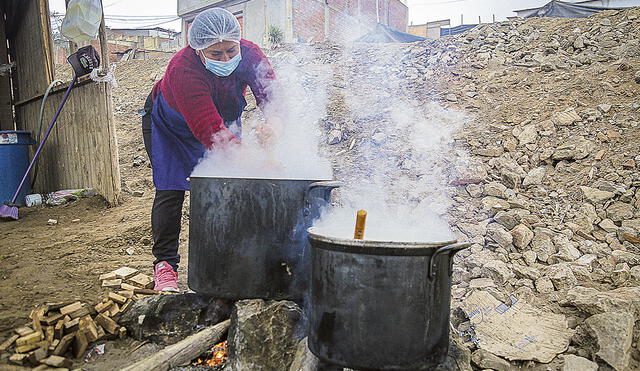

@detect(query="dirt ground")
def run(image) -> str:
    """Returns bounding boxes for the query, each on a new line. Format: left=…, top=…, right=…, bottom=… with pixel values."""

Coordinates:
left=0, top=58, right=191, bottom=369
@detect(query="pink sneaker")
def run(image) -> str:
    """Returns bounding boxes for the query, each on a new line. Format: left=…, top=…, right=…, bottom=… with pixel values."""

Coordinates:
left=154, top=261, right=179, bottom=292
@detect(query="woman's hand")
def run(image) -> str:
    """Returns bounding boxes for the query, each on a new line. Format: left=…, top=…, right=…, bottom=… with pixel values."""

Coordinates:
left=255, top=124, right=275, bottom=148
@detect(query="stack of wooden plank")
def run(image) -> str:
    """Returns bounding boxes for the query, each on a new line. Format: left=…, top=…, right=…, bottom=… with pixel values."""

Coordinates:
left=0, top=267, right=160, bottom=370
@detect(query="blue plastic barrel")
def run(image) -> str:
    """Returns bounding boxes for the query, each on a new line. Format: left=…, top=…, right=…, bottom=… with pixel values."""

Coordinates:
left=0, top=131, right=36, bottom=206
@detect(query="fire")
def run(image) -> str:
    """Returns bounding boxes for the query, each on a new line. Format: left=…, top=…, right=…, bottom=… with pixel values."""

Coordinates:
left=194, top=340, right=228, bottom=366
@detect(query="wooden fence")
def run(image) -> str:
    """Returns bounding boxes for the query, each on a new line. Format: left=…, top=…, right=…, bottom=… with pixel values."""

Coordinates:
left=8, top=0, right=121, bottom=204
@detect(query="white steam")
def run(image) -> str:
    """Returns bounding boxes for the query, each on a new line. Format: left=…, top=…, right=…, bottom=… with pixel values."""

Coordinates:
left=191, top=45, right=333, bottom=180
left=312, top=43, right=468, bottom=243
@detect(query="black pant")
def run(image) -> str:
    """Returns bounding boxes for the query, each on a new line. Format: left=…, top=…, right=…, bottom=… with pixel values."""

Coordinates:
left=142, top=92, right=183, bottom=271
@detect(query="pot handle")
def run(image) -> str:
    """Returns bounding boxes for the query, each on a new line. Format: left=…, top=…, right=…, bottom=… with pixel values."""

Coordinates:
left=302, top=181, right=342, bottom=219
left=303, top=181, right=342, bottom=209
left=428, top=242, right=471, bottom=279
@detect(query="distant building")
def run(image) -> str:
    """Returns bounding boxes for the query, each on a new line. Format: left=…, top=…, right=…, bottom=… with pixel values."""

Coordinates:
left=408, top=19, right=450, bottom=39
left=108, top=27, right=182, bottom=51
left=177, top=0, right=409, bottom=47
left=54, top=27, right=181, bottom=64
left=514, top=0, right=640, bottom=18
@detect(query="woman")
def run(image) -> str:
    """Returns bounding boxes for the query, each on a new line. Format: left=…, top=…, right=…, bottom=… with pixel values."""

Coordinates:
left=141, top=8, right=276, bottom=292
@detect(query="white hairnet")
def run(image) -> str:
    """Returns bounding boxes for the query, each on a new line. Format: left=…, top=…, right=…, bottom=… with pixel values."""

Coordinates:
left=188, top=8, right=241, bottom=50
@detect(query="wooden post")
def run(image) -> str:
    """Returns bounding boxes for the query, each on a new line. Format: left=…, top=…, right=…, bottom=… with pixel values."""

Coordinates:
left=0, top=9, right=15, bottom=131
left=39, top=0, right=55, bottom=83
left=97, top=0, right=109, bottom=76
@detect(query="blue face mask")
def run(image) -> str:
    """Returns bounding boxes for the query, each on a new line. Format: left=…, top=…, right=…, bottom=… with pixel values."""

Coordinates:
left=201, top=51, right=242, bottom=77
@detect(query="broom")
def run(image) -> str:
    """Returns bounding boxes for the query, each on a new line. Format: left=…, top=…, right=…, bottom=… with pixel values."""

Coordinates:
left=1, top=46, right=100, bottom=220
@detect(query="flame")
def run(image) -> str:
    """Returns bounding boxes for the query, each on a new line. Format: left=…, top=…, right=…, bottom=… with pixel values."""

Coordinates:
left=193, top=340, right=228, bottom=366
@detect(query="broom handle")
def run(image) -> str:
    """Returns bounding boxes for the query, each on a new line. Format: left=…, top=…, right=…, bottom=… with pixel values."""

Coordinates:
left=9, top=75, right=78, bottom=203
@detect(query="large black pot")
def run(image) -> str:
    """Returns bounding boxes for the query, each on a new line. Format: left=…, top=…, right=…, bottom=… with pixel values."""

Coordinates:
left=188, top=176, right=339, bottom=301
left=307, top=228, right=470, bottom=370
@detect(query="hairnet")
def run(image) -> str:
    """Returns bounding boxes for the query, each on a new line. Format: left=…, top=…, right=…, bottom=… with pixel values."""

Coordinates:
left=188, top=8, right=242, bottom=50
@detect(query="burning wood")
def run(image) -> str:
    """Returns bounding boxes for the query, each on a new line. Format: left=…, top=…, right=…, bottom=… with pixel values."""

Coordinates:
left=193, top=340, right=228, bottom=366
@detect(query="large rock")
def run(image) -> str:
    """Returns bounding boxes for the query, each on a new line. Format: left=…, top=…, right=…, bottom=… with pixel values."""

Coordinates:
left=484, top=182, right=509, bottom=199
left=486, top=223, right=513, bottom=249
left=471, top=349, right=511, bottom=371
left=579, top=186, right=615, bottom=203
left=562, top=354, right=598, bottom=371
left=511, top=264, right=541, bottom=280
left=517, top=124, right=538, bottom=146
left=482, top=196, right=511, bottom=216
left=481, top=260, right=514, bottom=285
left=552, top=235, right=582, bottom=262
left=463, top=291, right=572, bottom=363
left=119, top=293, right=231, bottom=344
left=531, top=233, right=557, bottom=263
left=561, top=286, right=640, bottom=319
left=580, top=312, right=634, bottom=371
left=546, top=264, right=578, bottom=290
left=288, top=338, right=318, bottom=371
left=494, top=211, right=519, bottom=230
left=552, top=139, right=593, bottom=160
left=522, top=167, right=545, bottom=187
left=606, top=202, right=635, bottom=221
left=227, top=299, right=304, bottom=371
left=511, top=224, right=534, bottom=249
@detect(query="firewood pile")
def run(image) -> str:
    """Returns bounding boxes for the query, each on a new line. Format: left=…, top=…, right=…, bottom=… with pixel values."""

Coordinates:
left=0, top=266, right=161, bottom=370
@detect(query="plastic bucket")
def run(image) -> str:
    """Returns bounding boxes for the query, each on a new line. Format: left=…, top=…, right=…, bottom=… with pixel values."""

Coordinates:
left=0, top=131, right=36, bottom=206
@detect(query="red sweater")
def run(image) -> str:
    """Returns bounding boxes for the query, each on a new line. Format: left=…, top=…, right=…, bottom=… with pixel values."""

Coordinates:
left=152, top=40, right=275, bottom=147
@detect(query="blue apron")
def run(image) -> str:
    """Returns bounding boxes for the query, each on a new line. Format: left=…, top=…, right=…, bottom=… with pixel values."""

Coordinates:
left=151, top=93, right=241, bottom=191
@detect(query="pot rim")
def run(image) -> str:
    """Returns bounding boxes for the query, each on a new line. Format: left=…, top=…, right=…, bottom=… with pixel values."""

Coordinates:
left=307, top=227, right=458, bottom=255
left=189, top=176, right=334, bottom=181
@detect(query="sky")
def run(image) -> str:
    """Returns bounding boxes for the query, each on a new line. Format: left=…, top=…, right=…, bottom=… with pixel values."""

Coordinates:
left=49, top=0, right=182, bottom=31
left=49, top=0, right=556, bottom=31
left=407, top=0, right=553, bottom=26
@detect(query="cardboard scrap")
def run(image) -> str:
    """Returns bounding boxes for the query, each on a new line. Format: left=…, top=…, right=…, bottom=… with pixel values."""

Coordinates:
left=461, top=291, right=573, bottom=363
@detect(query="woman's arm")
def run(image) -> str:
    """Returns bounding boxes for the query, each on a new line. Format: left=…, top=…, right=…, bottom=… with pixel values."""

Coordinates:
left=169, top=67, right=239, bottom=148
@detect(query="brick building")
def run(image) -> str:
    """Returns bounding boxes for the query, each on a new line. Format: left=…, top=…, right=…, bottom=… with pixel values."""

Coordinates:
left=177, top=0, right=409, bottom=47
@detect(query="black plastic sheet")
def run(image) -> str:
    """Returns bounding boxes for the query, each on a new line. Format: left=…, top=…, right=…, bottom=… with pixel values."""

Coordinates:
left=355, top=23, right=426, bottom=43
left=525, top=0, right=625, bottom=18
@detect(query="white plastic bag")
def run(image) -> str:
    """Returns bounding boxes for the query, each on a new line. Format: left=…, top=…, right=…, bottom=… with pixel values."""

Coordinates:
left=61, top=0, right=103, bottom=43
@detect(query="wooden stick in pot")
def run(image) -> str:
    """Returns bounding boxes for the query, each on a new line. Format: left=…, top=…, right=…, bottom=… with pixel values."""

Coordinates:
left=354, top=210, right=367, bottom=239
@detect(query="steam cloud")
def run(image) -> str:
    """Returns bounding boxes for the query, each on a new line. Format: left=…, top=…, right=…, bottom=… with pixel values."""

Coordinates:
left=191, top=39, right=468, bottom=244
left=311, top=43, right=468, bottom=243
left=191, top=45, right=333, bottom=180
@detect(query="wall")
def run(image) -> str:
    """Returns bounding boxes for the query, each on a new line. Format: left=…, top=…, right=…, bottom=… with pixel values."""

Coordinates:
left=292, top=0, right=409, bottom=43
left=181, top=0, right=288, bottom=47
left=408, top=20, right=450, bottom=39
left=292, top=0, right=326, bottom=42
